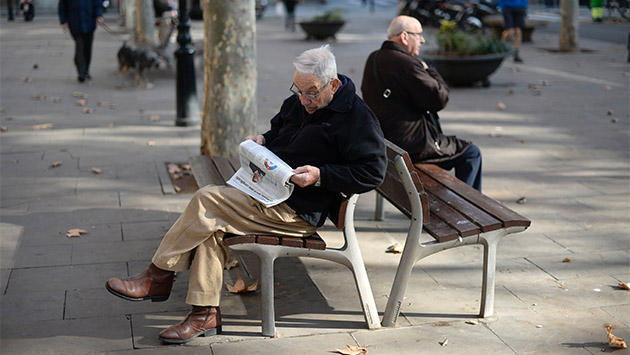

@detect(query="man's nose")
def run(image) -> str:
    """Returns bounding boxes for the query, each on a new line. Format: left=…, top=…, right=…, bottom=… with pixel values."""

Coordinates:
left=299, top=95, right=312, bottom=105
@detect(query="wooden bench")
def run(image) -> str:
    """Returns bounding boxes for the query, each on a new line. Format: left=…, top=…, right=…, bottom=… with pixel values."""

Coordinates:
left=188, top=154, right=380, bottom=337
left=375, top=140, right=531, bottom=327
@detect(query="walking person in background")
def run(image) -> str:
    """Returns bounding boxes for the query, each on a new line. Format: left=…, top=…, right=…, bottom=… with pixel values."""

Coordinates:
left=590, top=0, right=604, bottom=22
left=58, top=0, right=104, bottom=82
left=282, top=0, right=300, bottom=32
left=498, top=0, right=527, bottom=63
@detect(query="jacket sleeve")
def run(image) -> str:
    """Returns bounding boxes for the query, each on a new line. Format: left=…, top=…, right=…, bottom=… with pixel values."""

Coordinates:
left=95, top=0, right=103, bottom=18
left=403, top=59, right=450, bottom=112
left=58, top=0, right=68, bottom=24
left=319, top=105, right=387, bottom=195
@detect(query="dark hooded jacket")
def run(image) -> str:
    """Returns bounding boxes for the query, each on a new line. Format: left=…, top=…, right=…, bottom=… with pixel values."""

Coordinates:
left=263, top=75, right=387, bottom=227
left=58, top=0, right=103, bottom=35
left=361, top=41, right=470, bottom=163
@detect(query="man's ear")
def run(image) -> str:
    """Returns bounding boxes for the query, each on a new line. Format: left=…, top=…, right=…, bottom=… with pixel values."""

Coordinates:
left=331, top=77, right=341, bottom=93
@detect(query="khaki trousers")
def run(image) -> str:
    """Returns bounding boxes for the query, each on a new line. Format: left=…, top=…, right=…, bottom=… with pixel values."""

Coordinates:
left=152, top=185, right=316, bottom=306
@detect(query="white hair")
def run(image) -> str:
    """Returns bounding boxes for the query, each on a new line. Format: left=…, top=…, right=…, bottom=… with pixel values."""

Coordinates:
left=387, top=17, right=414, bottom=38
left=293, top=45, right=337, bottom=84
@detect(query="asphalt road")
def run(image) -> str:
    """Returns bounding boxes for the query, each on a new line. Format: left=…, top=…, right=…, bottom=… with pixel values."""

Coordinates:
left=538, top=20, right=630, bottom=44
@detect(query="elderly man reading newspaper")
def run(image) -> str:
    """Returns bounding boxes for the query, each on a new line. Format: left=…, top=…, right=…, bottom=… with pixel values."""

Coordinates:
left=105, top=45, right=387, bottom=344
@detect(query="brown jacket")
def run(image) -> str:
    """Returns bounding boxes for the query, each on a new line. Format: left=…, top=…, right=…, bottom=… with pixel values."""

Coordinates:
left=361, top=41, right=470, bottom=163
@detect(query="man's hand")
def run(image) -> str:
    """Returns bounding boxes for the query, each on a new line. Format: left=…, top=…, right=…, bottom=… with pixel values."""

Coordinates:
left=245, top=134, right=265, bottom=145
left=96, top=16, right=104, bottom=24
left=420, top=60, right=429, bottom=70
left=291, top=165, right=320, bottom=188
left=61, top=23, right=68, bottom=33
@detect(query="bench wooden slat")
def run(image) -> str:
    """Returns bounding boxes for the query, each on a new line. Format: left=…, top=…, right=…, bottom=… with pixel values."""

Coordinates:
left=223, top=233, right=326, bottom=250
left=415, top=163, right=531, bottom=228
left=213, top=155, right=238, bottom=182
left=422, top=214, right=460, bottom=242
left=189, top=155, right=226, bottom=187
left=223, top=234, right=256, bottom=246
left=257, top=235, right=280, bottom=245
left=418, top=172, right=502, bottom=233
left=378, top=146, right=430, bottom=223
left=425, top=193, right=480, bottom=241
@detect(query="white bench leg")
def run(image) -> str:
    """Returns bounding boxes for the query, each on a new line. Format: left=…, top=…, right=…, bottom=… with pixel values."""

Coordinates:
left=259, top=253, right=277, bottom=337
left=479, top=232, right=502, bottom=318
left=382, top=244, right=422, bottom=327
left=374, top=193, right=384, bottom=221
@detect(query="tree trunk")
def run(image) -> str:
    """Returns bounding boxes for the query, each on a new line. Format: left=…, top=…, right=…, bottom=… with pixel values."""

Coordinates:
left=559, top=0, right=579, bottom=52
left=201, top=0, right=257, bottom=159
left=135, top=0, right=156, bottom=46
left=123, top=0, right=135, bottom=29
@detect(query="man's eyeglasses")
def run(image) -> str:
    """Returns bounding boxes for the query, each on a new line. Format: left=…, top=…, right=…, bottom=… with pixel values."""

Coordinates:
left=290, top=79, right=332, bottom=100
left=400, top=31, right=424, bottom=38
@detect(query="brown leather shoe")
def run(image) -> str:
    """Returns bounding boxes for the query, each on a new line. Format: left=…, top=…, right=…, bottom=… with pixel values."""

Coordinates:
left=159, top=306, right=222, bottom=344
left=105, top=263, right=175, bottom=302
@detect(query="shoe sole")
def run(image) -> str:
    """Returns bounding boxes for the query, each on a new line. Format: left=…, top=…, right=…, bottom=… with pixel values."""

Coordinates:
left=105, top=282, right=170, bottom=302
left=159, top=326, right=223, bottom=344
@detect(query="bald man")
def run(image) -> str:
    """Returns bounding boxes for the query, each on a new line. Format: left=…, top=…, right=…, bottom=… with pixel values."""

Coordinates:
left=361, top=15, right=482, bottom=191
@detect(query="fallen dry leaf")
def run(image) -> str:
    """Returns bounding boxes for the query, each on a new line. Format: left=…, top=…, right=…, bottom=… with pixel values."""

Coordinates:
left=606, top=109, right=613, bottom=116
left=49, top=161, right=62, bottom=168
left=507, top=88, right=514, bottom=95
left=1, top=127, right=7, bottom=132
left=76, top=99, right=86, bottom=106
left=96, top=101, right=109, bottom=107
left=82, top=108, right=94, bottom=114
left=335, top=345, right=367, bottom=355
left=29, top=123, right=53, bottom=130
left=606, top=324, right=627, bottom=349
left=386, top=243, right=404, bottom=254
left=225, top=275, right=258, bottom=293
left=516, top=197, right=527, bottom=204
left=72, top=91, right=83, bottom=97
left=557, top=281, right=565, bottom=289
left=32, top=95, right=45, bottom=101
left=497, top=101, right=506, bottom=110
left=22, top=77, right=33, bottom=83
left=33, top=63, right=39, bottom=70
left=149, top=115, right=160, bottom=121
left=618, top=282, right=630, bottom=290
left=440, top=338, right=448, bottom=346
left=146, top=141, right=156, bottom=146
left=91, top=167, right=102, bottom=174
left=174, top=185, right=181, bottom=192
left=225, top=258, right=239, bottom=270
left=562, top=258, right=571, bottom=263
left=109, top=103, right=118, bottom=109
left=66, top=228, right=88, bottom=238
left=465, top=320, right=478, bottom=325
left=52, top=97, right=62, bottom=103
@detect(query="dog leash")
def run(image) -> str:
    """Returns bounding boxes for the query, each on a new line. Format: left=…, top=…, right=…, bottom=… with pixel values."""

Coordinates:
left=99, top=22, right=125, bottom=38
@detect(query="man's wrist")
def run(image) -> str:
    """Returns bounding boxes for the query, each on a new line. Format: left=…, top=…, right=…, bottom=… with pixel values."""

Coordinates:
left=314, top=175, right=321, bottom=187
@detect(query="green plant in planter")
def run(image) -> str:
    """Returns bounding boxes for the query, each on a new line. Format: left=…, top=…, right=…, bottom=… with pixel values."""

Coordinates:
left=436, top=20, right=511, bottom=56
left=311, top=8, right=344, bottom=22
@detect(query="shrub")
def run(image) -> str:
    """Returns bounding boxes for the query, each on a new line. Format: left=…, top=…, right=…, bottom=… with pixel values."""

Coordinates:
left=436, top=20, right=511, bottom=56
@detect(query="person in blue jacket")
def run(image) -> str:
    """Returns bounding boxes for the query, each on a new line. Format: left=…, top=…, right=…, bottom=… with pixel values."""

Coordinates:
left=58, top=0, right=103, bottom=82
left=498, top=0, right=527, bottom=63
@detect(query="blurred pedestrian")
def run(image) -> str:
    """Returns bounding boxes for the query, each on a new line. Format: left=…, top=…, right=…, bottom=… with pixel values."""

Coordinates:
left=58, top=0, right=104, bottom=82
left=498, top=0, right=527, bottom=63
left=282, top=0, right=300, bottom=32
left=591, top=0, right=604, bottom=22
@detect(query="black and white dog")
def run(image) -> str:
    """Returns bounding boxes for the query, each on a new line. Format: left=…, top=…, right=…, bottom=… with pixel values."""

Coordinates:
left=117, top=41, right=160, bottom=88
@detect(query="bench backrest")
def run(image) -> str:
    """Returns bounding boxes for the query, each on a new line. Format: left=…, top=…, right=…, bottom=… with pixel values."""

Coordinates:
left=376, top=140, right=430, bottom=224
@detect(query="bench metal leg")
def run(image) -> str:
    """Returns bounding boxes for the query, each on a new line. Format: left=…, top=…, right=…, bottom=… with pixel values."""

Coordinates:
left=374, top=193, right=384, bottom=221
left=259, top=253, right=277, bottom=337
left=381, top=242, right=420, bottom=327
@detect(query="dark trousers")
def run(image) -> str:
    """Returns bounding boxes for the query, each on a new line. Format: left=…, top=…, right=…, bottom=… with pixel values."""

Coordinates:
left=71, top=31, right=95, bottom=77
left=436, top=144, right=482, bottom=192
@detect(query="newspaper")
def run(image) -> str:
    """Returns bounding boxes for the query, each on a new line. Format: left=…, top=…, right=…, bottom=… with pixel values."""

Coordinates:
left=227, top=140, right=295, bottom=208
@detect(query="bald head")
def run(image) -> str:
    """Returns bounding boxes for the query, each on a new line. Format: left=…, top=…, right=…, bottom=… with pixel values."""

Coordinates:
left=387, top=15, right=425, bottom=56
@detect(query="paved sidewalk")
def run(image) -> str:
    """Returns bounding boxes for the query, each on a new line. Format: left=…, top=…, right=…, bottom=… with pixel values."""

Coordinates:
left=1, top=2, right=629, bottom=354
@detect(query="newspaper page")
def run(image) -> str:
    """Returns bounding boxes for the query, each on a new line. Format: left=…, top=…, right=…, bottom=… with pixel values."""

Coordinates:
left=227, top=140, right=295, bottom=207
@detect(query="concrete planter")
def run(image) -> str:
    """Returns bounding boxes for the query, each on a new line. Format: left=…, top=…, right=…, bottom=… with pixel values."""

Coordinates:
left=299, top=20, right=345, bottom=40
left=421, top=52, right=508, bottom=87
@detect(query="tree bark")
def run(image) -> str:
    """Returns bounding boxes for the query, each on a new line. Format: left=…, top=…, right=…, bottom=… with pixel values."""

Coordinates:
left=135, top=0, right=156, bottom=46
left=201, top=0, right=257, bottom=159
left=559, top=0, right=579, bottom=52
left=123, top=0, right=135, bottom=29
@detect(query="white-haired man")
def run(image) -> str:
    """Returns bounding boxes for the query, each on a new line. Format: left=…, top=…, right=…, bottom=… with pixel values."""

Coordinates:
left=362, top=15, right=482, bottom=191
left=106, top=45, right=387, bottom=344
